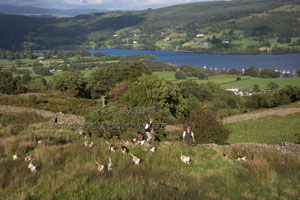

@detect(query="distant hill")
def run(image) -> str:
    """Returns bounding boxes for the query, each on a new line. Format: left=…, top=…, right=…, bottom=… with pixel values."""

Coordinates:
left=0, top=5, right=107, bottom=17
left=0, top=0, right=300, bottom=53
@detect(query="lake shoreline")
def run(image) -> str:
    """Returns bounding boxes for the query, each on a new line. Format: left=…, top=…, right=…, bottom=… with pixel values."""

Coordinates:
left=91, top=49, right=300, bottom=70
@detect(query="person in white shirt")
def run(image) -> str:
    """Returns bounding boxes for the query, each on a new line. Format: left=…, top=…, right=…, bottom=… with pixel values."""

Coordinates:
left=145, top=118, right=153, bottom=143
left=182, top=127, right=195, bottom=145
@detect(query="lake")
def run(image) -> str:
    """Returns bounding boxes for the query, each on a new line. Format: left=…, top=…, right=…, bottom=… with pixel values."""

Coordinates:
left=89, top=49, right=300, bottom=72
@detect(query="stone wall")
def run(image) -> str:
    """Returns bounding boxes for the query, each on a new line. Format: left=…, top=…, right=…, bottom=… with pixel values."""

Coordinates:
left=205, top=142, right=300, bottom=156
left=0, top=105, right=85, bottom=125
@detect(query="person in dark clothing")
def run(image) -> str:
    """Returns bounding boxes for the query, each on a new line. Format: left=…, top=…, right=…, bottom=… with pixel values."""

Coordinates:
left=182, top=127, right=195, bottom=145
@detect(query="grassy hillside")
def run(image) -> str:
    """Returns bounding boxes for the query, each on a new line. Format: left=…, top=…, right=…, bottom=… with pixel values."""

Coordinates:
left=226, top=113, right=300, bottom=144
left=0, top=111, right=300, bottom=199
left=1, top=0, right=300, bottom=53
left=154, top=72, right=300, bottom=90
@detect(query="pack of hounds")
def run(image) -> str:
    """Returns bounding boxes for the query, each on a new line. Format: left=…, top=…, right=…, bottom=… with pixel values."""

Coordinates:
left=12, top=130, right=247, bottom=173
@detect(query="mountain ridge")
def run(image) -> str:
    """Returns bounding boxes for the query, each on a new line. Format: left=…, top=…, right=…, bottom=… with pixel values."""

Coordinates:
left=0, top=0, right=299, bottom=53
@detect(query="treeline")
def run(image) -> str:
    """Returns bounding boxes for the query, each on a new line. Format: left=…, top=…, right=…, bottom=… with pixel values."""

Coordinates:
left=246, top=86, right=300, bottom=109
left=175, top=65, right=284, bottom=80
left=0, top=49, right=36, bottom=60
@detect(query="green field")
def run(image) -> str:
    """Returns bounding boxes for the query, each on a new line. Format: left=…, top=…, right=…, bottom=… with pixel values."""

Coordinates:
left=154, top=72, right=300, bottom=90
left=226, top=113, right=300, bottom=145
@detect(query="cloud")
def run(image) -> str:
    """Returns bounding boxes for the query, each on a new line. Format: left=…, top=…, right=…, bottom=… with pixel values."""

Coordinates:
left=0, top=0, right=212, bottom=10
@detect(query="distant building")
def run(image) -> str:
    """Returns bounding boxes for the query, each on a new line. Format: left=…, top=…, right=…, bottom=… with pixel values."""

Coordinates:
left=226, top=88, right=252, bottom=96
left=197, top=41, right=209, bottom=46
left=222, top=41, right=230, bottom=44
left=163, top=37, right=170, bottom=41
left=113, top=34, right=119, bottom=37
left=38, top=56, right=44, bottom=60
left=133, top=41, right=138, bottom=44
left=196, top=34, right=205, bottom=38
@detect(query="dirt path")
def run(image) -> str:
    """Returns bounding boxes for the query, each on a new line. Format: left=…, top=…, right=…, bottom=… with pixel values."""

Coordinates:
left=0, top=105, right=85, bottom=125
left=222, top=107, right=300, bottom=124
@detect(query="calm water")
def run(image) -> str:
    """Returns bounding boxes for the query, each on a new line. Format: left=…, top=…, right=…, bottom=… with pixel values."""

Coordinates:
left=89, top=49, right=300, bottom=71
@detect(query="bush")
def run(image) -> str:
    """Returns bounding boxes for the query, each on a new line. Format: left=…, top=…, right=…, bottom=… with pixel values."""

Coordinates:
left=181, top=110, right=231, bottom=144
left=175, top=71, right=187, bottom=80
left=236, top=77, right=241, bottom=81
left=268, top=82, right=279, bottom=91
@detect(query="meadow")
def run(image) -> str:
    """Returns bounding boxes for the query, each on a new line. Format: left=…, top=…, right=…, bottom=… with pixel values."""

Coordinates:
left=154, top=72, right=300, bottom=90
left=0, top=111, right=300, bottom=199
left=226, top=113, right=300, bottom=145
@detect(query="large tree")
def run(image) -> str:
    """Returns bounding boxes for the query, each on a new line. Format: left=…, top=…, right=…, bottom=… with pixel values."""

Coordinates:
left=52, top=72, right=86, bottom=97
left=122, top=74, right=185, bottom=117
left=244, top=67, right=259, bottom=77
left=0, top=69, right=25, bottom=94
left=87, top=62, right=151, bottom=99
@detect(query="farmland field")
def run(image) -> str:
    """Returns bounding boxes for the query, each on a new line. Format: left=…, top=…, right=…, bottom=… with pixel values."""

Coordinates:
left=154, top=72, right=300, bottom=90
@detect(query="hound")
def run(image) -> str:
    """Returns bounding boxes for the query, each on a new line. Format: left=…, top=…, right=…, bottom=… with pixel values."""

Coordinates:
left=95, top=161, right=105, bottom=172
left=237, top=156, right=246, bottom=162
left=150, top=147, right=156, bottom=153
left=130, top=153, right=141, bottom=165
left=79, top=130, right=84, bottom=136
left=107, top=157, right=113, bottom=171
left=223, top=153, right=228, bottom=160
left=13, top=153, right=18, bottom=160
left=138, top=140, right=146, bottom=145
left=28, top=160, right=37, bottom=172
left=122, top=140, right=132, bottom=146
left=84, top=136, right=94, bottom=148
left=37, top=140, right=43, bottom=145
left=88, top=141, right=94, bottom=148
left=84, top=136, right=89, bottom=147
left=180, top=151, right=191, bottom=165
left=121, top=146, right=129, bottom=154
left=25, top=155, right=33, bottom=162
left=132, top=138, right=137, bottom=144
left=106, top=140, right=116, bottom=152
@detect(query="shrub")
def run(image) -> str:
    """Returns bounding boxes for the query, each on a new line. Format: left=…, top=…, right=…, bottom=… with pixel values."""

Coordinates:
left=181, top=110, right=231, bottom=144
left=175, top=71, right=187, bottom=80
left=236, top=77, right=241, bottom=81
left=268, top=82, right=279, bottom=91
left=28, top=95, right=38, bottom=104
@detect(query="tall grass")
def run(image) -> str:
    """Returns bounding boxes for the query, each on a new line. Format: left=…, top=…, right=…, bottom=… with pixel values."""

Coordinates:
left=0, top=114, right=300, bottom=199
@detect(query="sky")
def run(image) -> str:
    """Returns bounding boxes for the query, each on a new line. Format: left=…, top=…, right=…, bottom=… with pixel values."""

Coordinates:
left=0, top=0, right=215, bottom=10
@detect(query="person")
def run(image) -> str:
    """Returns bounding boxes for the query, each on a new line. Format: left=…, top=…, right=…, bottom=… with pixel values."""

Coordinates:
left=145, top=118, right=153, bottom=143
left=182, top=127, right=195, bottom=145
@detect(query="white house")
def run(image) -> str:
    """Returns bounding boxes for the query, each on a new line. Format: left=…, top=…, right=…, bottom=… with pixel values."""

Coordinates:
left=222, top=41, right=230, bottom=44
left=113, top=34, right=119, bottom=37
left=196, top=34, right=205, bottom=38
left=163, top=37, right=170, bottom=41
left=133, top=41, right=138, bottom=44
left=226, top=88, right=253, bottom=96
